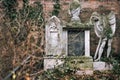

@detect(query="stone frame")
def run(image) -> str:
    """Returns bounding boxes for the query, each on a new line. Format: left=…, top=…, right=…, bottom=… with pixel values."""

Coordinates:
left=63, top=27, right=91, bottom=57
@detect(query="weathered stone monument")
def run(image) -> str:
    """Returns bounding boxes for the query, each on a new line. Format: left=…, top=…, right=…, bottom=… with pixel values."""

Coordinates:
left=44, top=0, right=93, bottom=75
left=45, top=16, right=62, bottom=56
left=90, top=11, right=116, bottom=70
left=90, top=11, right=116, bottom=61
left=63, top=0, right=93, bottom=74
left=44, top=16, right=64, bottom=70
left=44, top=0, right=117, bottom=74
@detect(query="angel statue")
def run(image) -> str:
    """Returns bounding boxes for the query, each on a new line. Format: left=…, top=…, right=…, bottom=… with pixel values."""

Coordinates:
left=90, top=11, right=116, bottom=61
left=68, top=0, right=81, bottom=22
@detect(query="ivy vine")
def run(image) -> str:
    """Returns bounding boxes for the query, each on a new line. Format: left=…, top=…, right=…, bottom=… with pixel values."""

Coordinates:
left=2, top=0, right=44, bottom=44
left=52, top=0, right=61, bottom=16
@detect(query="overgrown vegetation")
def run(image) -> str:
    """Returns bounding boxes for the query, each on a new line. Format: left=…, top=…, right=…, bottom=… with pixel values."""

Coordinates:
left=0, top=0, right=44, bottom=79
left=52, top=0, right=61, bottom=16
left=0, top=0, right=120, bottom=80
left=36, top=60, right=120, bottom=80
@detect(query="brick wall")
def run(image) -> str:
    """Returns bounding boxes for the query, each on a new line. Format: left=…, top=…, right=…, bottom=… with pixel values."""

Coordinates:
left=26, top=0, right=120, bottom=54
left=38, top=0, right=120, bottom=54
left=37, top=0, right=120, bottom=18
left=17, top=0, right=120, bottom=19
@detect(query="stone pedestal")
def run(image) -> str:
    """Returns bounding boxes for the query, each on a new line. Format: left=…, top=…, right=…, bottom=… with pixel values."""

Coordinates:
left=65, top=56, right=93, bottom=69
left=63, top=22, right=92, bottom=57
left=65, top=56, right=93, bottom=75
left=76, top=70, right=93, bottom=75
left=44, top=57, right=64, bottom=70
left=93, top=61, right=112, bottom=71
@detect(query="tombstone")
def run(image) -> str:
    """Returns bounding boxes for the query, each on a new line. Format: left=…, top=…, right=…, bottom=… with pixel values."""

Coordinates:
left=44, top=16, right=64, bottom=70
left=44, top=0, right=93, bottom=75
left=61, top=0, right=93, bottom=75
left=44, top=15, right=93, bottom=72
left=45, top=16, right=63, bottom=56
left=63, top=23, right=93, bottom=75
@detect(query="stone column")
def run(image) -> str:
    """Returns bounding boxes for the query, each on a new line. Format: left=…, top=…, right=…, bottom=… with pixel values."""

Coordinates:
left=85, top=30, right=90, bottom=57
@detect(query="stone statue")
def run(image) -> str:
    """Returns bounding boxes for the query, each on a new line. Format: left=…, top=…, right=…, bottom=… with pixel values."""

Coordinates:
left=68, top=0, right=81, bottom=22
left=90, top=11, right=116, bottom=61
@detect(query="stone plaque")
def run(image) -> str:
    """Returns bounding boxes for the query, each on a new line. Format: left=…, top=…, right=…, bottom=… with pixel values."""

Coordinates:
left=68, top=30, right=84, bottom=56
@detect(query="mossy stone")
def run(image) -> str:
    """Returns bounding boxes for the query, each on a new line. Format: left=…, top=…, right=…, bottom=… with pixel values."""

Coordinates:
left=69, top=0, right=81, bottom=11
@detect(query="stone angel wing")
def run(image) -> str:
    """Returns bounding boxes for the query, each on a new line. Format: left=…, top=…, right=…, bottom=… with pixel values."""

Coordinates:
left=107, top=11, right=116, bottom=37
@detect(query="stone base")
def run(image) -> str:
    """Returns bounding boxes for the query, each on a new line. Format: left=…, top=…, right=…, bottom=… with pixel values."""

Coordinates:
left=44, top=57, right=113, bottom=75
left=65, top=56, right=93, bottom=70
left=76, top=70, right=93, bottom=75
left=93, top=61, right=112, bottom=71
left=44, top=57, right=64, bottom=70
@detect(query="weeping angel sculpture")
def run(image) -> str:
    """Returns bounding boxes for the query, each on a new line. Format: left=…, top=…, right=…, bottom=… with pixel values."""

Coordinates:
left=90, top=11, right=116, bottom=61
left=68, top=0, right=81, bottom=22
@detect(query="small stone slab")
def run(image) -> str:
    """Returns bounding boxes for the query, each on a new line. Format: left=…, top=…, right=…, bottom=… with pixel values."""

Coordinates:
left=65, top=56, right=93, bottom=70
left=93, top=61, right=112, bottom=71
left=76, top=70, right=93, bottom=75
left=44, top=57, right=64, bottom=70
left=64, top=21, right=92, bottom=30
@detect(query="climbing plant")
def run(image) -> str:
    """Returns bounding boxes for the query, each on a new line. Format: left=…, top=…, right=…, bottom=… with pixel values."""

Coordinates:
left=2, top=0, right=18, bottom=21
left=1, top=0, right=45, bottom=79
left=2, top=0, right=44, bottom=44
left=52, top=0, right=61, bottom=16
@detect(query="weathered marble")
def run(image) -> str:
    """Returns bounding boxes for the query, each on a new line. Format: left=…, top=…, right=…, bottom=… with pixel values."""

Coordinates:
left=44, top=1, right=93, bottom=72
left=90, top=11, right=116, bottom=61
left=76, top=70, right=93, bottom=75
left=44, top=16, right=63, bottom=70
left=44, top=57, right=64, bottom=70
left=85, top=30, right=90, bottom=57
left=93, top=61, right=112, bottom=71
left=45, top=16, right=62, bottom=56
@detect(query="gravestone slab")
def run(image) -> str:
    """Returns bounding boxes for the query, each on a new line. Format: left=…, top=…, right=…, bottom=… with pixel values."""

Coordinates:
left=44, top=57, right=64, bottom=70
left=76, top=70, right=93, bottom=75
left=45, top=16, right=63, bottom=56
left=93, top=61, right=112, bottom=71
left=44, top=16, right=64, bottom=70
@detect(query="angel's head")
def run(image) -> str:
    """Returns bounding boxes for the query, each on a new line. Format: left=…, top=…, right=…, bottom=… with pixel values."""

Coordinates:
left=90, top=12, right=101, bottom=24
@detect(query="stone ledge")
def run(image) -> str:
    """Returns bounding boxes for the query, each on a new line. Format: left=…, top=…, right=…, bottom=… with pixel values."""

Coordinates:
left=76, top=70, right=93, bottom=75
left=93, top=61, right=113, bottom=71
left=44, top=58, right=64, bottom=70
left=65, top=56, right=93, bottom=60
left=64, top=21, right=93, bottom=30
left=65, top=56, right=93, bottom=70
